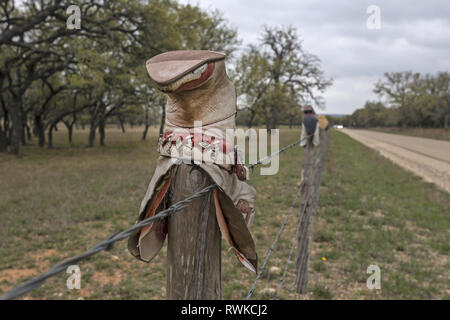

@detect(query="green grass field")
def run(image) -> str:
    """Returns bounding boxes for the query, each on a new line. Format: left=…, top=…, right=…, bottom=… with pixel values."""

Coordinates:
left=0, top=127, right=448, bottom=299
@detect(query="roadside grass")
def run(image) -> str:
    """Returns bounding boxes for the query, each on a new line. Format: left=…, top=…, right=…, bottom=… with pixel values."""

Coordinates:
left=0, top=127, right=448, bottom=300
left=370, top=127, right=450, bottom=141
left=306, top=131, right=449, bottom=300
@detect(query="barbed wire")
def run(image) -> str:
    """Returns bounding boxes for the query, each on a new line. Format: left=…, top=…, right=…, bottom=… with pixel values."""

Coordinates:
left=276, top=191, right=312, bottom=300
left=1, top=137, right=304, bottom=300
left=0, top=184, right=218, bottom=300
left=248, top=139, right=302, bottom=170
left=291, top=206, right=314, bottom=296
left=283, top=210, right=313, bottom=300
left=245, top=180, right=305, bottom=299
left=281, top=132, right=328, bottom=299
left=245, top=134, right=316, bottom=299
left=276, top=197, right=307, bottom=298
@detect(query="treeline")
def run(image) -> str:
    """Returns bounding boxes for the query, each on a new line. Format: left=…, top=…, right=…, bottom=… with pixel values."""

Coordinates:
left=0, top=0, right=239, bottom=154
left=338, top=72, right=449, bottom=129
left=0, top=1, right=330, bottom=155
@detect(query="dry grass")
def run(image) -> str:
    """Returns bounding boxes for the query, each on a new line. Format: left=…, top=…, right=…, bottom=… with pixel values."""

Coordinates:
left=371, top=127, right=450, bottom=141
left=0, top=127, right=448, bottom=299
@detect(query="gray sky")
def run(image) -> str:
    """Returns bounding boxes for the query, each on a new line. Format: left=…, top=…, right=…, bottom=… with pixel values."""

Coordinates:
left=180, top=0, right=450, bottom=114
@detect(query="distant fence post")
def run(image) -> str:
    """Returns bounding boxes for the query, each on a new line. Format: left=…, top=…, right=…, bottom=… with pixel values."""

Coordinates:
left=311, top=128, right=329, bottom=218
left=295, top=126, right=329, bottom=295
left=166, top=163, right=222, bottom=299
left=295, top=136, right=314, bottom=294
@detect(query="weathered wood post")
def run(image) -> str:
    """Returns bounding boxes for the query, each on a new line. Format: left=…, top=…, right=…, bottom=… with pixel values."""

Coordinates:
left=294, top=136, right=314, bottom=295
left=310, top=128, right=329, bottom=218
left=295, top=116, right=329, bottom=295
left=128, top=50, right=257, bottom=302
left=166, top=163, right=222, bottom=299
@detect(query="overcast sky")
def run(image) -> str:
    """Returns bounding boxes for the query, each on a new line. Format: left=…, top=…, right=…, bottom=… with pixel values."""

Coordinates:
left=180, top=0, right=450, bottom=114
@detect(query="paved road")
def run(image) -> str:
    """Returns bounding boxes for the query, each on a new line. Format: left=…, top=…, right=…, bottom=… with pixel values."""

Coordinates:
left=341, top=129, right=450, bottom=193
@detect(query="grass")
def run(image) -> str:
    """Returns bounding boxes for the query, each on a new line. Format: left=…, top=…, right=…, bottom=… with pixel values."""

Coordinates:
left=370, top=127, right=450, bottom=141
left=0, top=127, right=448, bottom=300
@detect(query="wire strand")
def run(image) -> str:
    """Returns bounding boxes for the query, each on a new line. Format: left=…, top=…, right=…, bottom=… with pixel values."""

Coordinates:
left=276, top=191, right=312, bottom=299
left=1, top=137, right=305, bottom=300
left=245, top=181, right=305, bottom=299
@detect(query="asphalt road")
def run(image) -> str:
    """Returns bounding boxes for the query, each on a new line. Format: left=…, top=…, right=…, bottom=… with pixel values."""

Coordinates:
left=341, top=129, right=450, bottom=194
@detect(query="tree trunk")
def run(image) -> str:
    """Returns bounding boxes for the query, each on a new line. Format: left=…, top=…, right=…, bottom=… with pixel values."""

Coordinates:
left=47, top=123, right=55, bottom=149
left=34, top=115, right=45, bottom=147
left=62, top=116, right=76, bottom=145
left=25, top=123, right=31, bottom=142
left=142, top=109, right=150, bottom=140
left=119, top=117, right=126, bottom=133
left=8, top=103, right=22, bottom=155
left=68, top=125, right=73, bottom=144
left=166, top=164, right=222, bottom=300
left=401, top=107, right=407, bottom=129
left=444, top=113, right=449, bottom=131
left=0, top=107, right=9, bottom=152
left=142, top=124, right=150, bottom=140
left=99, top=119, right=105, bottom=147
left=271, top=116, right=278, bottom=131
left=265, top=118, right=271, bottom=133
left=21, top=123, right=26, bottom=145
left=247, top=109, right=255, bottom=128
left=88, top=124, right=96, bottom=147
left=0, top=125, right=7, bottom=152
left=159, top=104, right=166, bottom=135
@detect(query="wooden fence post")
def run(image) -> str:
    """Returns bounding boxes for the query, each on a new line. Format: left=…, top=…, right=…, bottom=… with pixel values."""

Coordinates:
left=166, top=163, right=222, bottom=299
left=295, top=137, right=314, bottom=294
left=295, top=128, right=330, bottom=295
left=311, top=128, right=329, bottom=218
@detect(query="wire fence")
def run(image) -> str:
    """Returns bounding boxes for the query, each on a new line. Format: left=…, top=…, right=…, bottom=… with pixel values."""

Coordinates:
left=276, top=191, right=312, bottom=299
left=1, top=137, right=312, bottom=300
left=248, top=139, right=301, bottom=170
left=0, top=184, right=218, bottom=300
left=246, top=180, right=305, bottom=299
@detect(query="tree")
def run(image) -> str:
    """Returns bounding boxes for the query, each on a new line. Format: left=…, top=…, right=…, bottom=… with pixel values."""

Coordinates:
left=373, top=71, right=449, bottom=129
left=235, top=26, right=332, bottom=129
left=234, top=46, right=271, bottom=128
left=0, top=0, right=147, bottom=153
left=431, top=72, right=450, bottom=130
left=350, top=101, right=388, bottom=127
left=374, top=72, right=420, bottom=128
